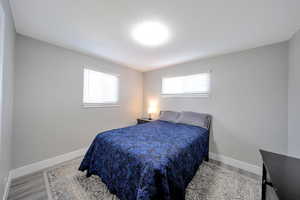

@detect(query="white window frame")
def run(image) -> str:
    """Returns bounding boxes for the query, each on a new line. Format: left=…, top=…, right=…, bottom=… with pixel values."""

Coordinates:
left=82, top=67, right=120, bottom=108
left=161, top=72, right=211, bottom=98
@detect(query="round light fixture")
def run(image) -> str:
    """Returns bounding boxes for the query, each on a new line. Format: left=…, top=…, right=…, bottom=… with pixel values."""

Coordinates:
left=131, top=21, right=170, bottom=47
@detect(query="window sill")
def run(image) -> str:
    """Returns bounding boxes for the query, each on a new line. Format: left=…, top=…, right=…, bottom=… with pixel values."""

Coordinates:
left=161, top=94, right=209, bottom=98
left=82, top=104, right=120, bottom=108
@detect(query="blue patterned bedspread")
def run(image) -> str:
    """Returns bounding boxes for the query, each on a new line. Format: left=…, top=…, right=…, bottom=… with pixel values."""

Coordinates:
left=79, top=120, right=209, bottom=200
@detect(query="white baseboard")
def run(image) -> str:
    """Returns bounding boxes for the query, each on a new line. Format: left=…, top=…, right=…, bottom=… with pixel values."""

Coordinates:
left=209, top=152, right=261, bottom=175
left=10, top=148, right=88, bottom=179
left=9, top=147, right=261, bottom=181
left=2, top=172, right=12, bottom=200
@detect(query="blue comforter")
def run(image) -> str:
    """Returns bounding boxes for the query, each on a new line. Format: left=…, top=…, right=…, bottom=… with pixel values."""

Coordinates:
left=79, top=120, right=209, bottom=200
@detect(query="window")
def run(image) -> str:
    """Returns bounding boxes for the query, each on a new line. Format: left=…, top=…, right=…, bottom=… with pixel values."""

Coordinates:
left=83, top=68, right=119, bottom=107
left=161, top=73, right=210, bottom=97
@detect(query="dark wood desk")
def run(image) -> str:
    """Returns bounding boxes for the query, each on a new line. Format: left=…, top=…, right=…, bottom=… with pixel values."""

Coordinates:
left=260, top=150, right=300, bottom=200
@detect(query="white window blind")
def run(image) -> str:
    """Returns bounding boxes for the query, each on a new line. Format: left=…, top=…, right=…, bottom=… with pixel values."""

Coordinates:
left=83, top=68, right=119, bottom=105
left=162, top=73, right=210, bottom=97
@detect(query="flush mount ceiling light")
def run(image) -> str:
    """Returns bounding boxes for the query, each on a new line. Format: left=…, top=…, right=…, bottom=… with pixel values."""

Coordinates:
left=131, top=21, right=170, bottom=47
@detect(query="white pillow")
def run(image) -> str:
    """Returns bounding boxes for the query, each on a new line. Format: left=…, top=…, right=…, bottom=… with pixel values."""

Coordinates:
left=176, top=111, right=211, bottom=129
left=159, top=111, right=180, bottom=123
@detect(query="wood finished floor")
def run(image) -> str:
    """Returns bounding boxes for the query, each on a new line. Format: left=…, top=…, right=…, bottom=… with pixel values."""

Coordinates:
left=8, top=171, right=47, bottom=200
left=7, top=159, right=261, bottom=200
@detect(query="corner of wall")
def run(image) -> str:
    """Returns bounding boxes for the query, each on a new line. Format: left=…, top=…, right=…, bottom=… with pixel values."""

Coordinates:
left=0, top=0, right=16, bottom=198
left=287, top=29, right=300, bottom=157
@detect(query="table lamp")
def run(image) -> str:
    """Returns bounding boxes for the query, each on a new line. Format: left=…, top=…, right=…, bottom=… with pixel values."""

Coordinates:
left=147, top=106, right=157, bottom=120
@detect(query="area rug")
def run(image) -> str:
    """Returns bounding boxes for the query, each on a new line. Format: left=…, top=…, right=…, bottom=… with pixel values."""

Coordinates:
left=44, top=158, right=261, bottom=200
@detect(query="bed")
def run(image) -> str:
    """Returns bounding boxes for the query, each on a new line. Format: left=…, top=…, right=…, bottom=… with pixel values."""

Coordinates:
left=79, top=116, right=210, bottom=200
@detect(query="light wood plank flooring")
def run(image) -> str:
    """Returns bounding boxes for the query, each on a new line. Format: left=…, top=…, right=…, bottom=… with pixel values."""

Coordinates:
left=8, top=171, right=47, bottom=200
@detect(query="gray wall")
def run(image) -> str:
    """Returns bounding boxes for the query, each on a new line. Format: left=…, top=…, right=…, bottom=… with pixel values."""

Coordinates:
left=12, top=35, right=143, bottom=169
left=143, top=42, right=289, bottom=166
left=288, top=30, right=300, bottom=158
left=0, top=0, right=15, bottom=198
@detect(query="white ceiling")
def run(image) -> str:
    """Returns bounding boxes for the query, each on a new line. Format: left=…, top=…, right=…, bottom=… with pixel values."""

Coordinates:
left=10, top=0, right=300, bottom=71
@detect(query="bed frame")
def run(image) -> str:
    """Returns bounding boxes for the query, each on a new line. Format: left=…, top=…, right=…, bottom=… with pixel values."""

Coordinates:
left=204, top=114, right=212, bottom=162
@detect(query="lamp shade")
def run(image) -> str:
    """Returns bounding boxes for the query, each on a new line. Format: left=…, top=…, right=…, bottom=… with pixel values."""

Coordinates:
left=148, top=106, right=157, bottom=114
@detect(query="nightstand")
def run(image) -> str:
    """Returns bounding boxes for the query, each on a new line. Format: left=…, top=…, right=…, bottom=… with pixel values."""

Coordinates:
left=137, top=118, right=153, bottom=124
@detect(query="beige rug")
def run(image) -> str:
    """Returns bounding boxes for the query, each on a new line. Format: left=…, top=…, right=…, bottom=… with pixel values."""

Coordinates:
left=44, top=158, right=261, bottom=200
